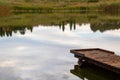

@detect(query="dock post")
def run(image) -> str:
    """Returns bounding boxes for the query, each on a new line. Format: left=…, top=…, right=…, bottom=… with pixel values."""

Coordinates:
left=78, top=57, right=86, bottom=67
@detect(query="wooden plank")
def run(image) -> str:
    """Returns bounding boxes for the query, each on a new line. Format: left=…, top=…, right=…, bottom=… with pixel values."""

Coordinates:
left=70, top=48, right=120, bottom=74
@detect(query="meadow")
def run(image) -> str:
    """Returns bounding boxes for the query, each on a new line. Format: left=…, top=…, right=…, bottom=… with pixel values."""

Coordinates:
left=0, top=0, right=120, bottom=13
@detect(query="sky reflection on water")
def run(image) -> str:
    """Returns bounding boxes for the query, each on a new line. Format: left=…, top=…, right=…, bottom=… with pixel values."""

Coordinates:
left=0, top=24, right=120, bottom=80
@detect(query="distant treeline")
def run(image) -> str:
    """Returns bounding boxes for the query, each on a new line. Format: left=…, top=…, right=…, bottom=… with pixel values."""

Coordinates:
left=13, top=6, right=92, bottom=13
left=91, top=21, right=120, bottom=32
left=58, top=20, right=120, bottom=32
left=13, top=6, right=53, bottom=13
left=0, top=26, right=33, bottom=37
left=0, top=20, right=120, bottom=37
left=2, top=0, right=99, bottom=3
left=12, top=4, right=120, bottom=15
left=0, top=0, right=119, bottom=15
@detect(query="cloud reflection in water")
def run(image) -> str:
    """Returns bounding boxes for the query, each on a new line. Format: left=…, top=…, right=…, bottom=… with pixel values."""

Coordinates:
left=0, top=24, right=120, bottom=80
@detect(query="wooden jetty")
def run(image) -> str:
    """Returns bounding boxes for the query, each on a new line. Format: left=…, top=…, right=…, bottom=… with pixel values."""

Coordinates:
left=70, top=48, right=120, bottom=74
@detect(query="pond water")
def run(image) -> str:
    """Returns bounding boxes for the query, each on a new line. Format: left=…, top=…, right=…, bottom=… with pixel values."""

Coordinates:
left=0, top=13, right=120, bottom=80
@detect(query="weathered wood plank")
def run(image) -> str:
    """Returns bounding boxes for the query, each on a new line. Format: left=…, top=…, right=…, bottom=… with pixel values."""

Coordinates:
left=70, top=48, right=120, bottom=74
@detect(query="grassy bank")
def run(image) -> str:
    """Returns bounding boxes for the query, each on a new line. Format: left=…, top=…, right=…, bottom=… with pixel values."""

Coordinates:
left=0, top=13, right=119, bottom=37
left=0, top=12, right=119, bottom=27
left=0, top=0, right=120, bottom=13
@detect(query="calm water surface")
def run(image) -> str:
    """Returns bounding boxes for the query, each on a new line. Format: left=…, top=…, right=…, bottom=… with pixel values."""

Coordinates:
left=0, top=23, right=120, bottom=80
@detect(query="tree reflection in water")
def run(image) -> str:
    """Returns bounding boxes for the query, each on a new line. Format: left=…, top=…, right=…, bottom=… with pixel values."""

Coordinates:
left=0, top=20, right=120, bottom=37
left=0, top=26, right=33, bottom=37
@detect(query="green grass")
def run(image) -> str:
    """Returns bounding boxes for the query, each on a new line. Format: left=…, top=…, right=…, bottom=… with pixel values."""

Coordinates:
left=0, top=11, right=119, bottom=27
left=0, top=0, right=119, bottom=14
left=0, top=0, right=120, bottom=26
